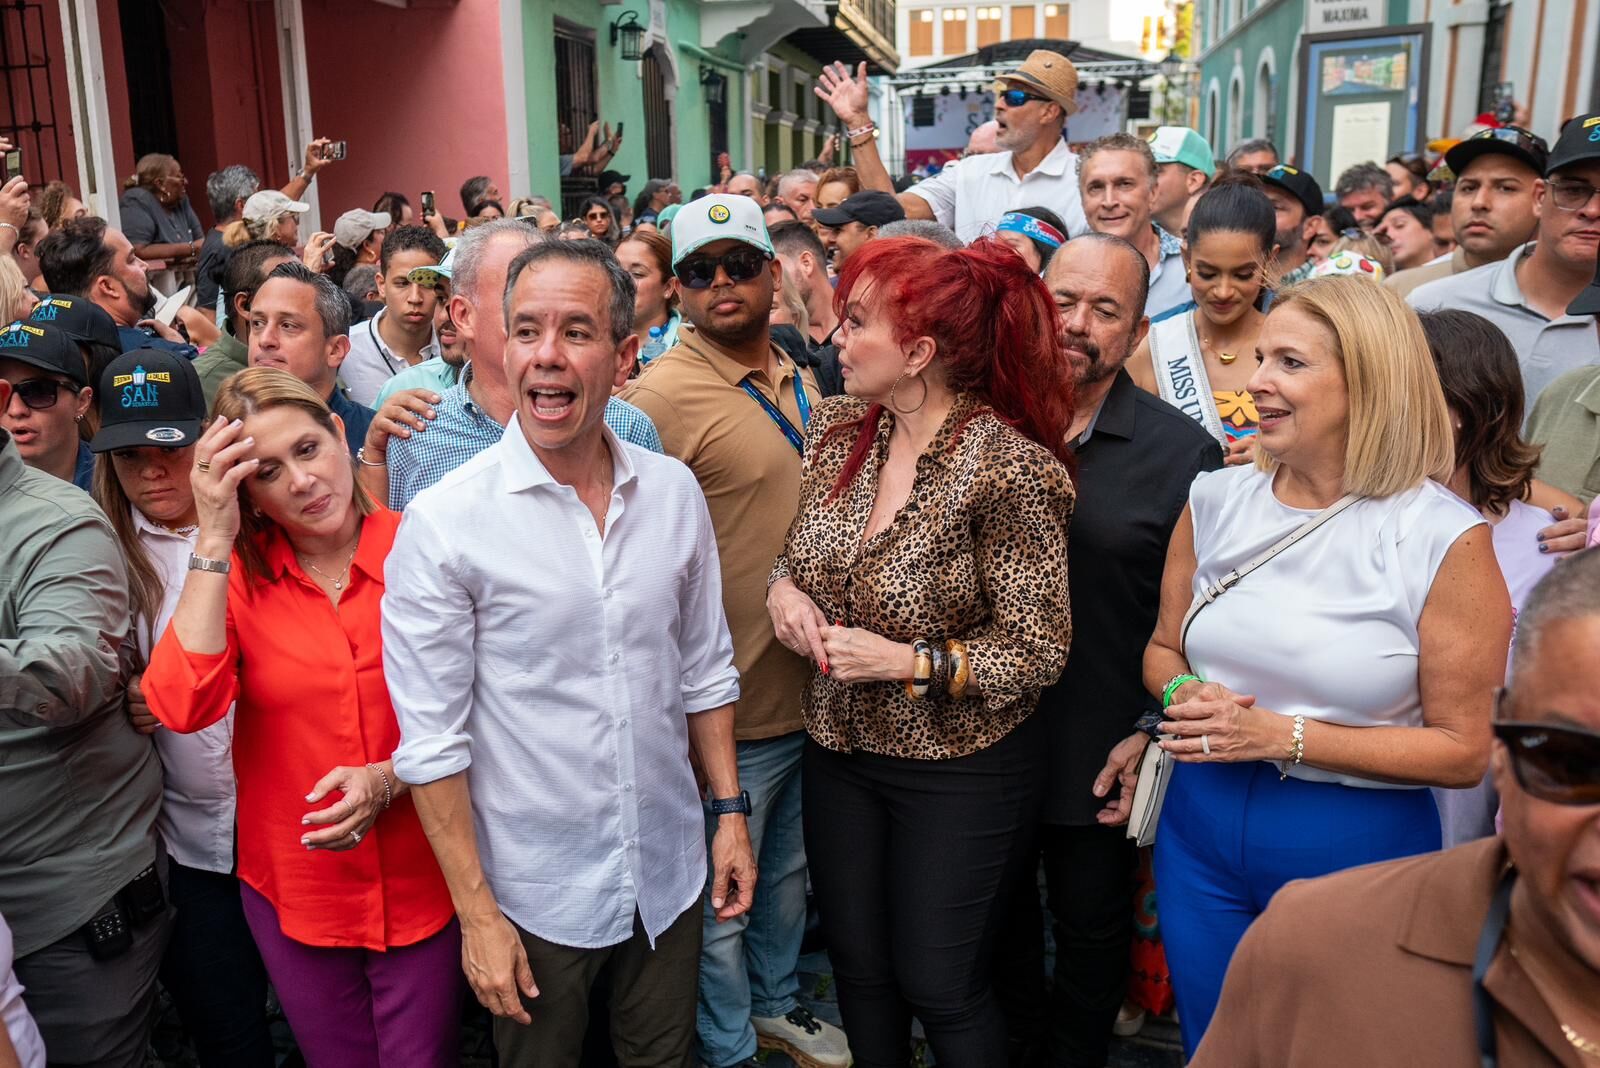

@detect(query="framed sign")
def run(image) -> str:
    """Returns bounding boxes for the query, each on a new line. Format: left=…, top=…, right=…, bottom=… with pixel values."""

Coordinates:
left=1296, top=25, right=1430, bottom=191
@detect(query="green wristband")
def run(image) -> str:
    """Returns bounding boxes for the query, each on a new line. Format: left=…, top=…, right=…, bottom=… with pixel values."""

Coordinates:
left=1163, top=673, right=1203, bottom=709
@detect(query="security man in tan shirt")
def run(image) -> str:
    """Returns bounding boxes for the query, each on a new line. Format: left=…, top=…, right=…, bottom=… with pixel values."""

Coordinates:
left=623, top=194, right=850, bottom=1068
left=1192, top=549, right=1600, bottom=1067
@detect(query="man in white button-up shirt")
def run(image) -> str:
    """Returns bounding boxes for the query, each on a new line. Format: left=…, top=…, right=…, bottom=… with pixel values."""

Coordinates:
left=813, top=51, right=1089, bottom=243
left=385, top=240, right=755, bottom=1066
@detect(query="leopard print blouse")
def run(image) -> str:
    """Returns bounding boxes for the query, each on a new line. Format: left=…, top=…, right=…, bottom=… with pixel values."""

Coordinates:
left=771, top=391, right=1075, bottom=760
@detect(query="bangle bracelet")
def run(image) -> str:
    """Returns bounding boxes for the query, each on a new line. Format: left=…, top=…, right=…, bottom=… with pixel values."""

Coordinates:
left=1280, top=715, right=1306, bottom=780
left=355, top=446, right=387, bottom=467
left=367, top=762, right=393, bottom=809
left=844, top=121, right=876, bottom=139
left=928, top=644, right=946, bottom=693
left=1162, top=673, right=1202, bottom=709
left=945, top=639, right=970, bottom=699
left=906, top=639, right=933, bottom=699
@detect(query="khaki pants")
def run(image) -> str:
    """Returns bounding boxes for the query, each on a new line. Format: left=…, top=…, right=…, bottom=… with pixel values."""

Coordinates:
left=495, top=904, right=703, bottom=1068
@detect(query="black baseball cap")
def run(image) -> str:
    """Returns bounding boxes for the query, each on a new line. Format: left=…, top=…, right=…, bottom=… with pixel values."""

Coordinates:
left=813, top=190, right=907, bottom=229
left=1444, top=125, right=1550, bottom=179
left=28, top=293, right=122, bottom=353
left=0, top=320, right=88, bottom=387
left=89, top=349, right=206, bottom=452
left=1546, top=113, right=1600, bottom=176
left=1261, top=164, right=1326, bottom=219
left=596, top=169, right=631, bottom=191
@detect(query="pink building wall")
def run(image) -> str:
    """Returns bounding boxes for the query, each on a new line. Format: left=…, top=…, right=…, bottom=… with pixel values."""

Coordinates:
left=299, top=0, right=512, bottom=220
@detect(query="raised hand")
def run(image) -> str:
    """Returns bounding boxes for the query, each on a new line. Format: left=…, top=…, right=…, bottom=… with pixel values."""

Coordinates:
left=190, top=416, right=260, bottom=544
left=814, top=62, right=871, bottom=128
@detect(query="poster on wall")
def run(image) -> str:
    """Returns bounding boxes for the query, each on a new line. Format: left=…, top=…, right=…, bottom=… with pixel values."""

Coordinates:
left=1295, top=25, right=1429, bottom=193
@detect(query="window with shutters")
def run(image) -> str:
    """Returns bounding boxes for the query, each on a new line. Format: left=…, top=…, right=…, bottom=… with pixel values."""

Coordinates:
left=910, top=9, right=935, bottom=57
left=976, top=7, right=1002, bottom=47
left=1043, top=3, right=1069, bottom=38
left=1011, top=5, right=1035, bottom=39
left=942, top=9, right=968, bottom=55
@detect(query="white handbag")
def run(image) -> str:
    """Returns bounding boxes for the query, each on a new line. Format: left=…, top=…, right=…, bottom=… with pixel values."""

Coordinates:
left=1125, top=493, right=1361, bottom=847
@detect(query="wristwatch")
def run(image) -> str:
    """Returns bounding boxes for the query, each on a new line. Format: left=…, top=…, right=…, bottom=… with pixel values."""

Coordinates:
left=188, top=553, right=230, bottom=575
left=709, top=790, right=752, bottom=816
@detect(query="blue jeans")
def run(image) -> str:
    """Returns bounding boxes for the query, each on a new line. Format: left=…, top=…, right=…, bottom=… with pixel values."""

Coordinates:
left=697, top=731, right=808, bottom=1067
left=1153, top=760, right=1440, bottom=1057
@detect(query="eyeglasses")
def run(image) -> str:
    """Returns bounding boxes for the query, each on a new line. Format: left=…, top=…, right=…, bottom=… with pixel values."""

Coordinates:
left=674, top=247, right=770, bottom=289
left=1494, top=690, right=1600, bottom=805
left=998, top=89, right=1048, bottom=108
left=1470, top=125, right=1548, bottom=153
left=1339, top=227, right=1366, bottom=239
left=1548, top=179, right=1600, bottom=212
left=7, top=377, right=76, bottom=410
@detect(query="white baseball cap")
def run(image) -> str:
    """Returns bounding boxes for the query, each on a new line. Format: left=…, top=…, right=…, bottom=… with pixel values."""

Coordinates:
left=333, top=209, right=392, bottom=250
left=242, top=190, right=310, bottom=224
left=670, top=194, right=774, bottom=268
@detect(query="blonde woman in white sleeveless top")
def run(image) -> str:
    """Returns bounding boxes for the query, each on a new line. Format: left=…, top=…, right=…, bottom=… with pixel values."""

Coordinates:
left=1137, top=277, right=1512, bottom=1057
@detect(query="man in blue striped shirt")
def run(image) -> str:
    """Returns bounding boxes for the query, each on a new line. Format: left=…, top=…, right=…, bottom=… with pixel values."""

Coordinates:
left=368, top=220, right=661, bottom=510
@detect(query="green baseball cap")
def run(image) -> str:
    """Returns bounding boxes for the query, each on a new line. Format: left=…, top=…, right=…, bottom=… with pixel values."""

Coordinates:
left=1148, top=127, right=1216, bottom=178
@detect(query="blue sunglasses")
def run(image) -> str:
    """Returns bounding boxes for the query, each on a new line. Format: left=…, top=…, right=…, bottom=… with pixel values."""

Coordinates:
left=998, top=89, right=1048, bottom=107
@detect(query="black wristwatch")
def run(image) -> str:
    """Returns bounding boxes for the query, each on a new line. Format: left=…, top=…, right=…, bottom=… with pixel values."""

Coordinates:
left=709, top=790, right=751, bottom=816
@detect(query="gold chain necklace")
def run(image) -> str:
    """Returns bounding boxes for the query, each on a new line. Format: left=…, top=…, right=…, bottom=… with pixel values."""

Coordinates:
left=1198, top=330, right=1241, bottom=365
left=1564, top=1024, right=1600, bottom=1059
left=298, top=536, right=360, bottom=592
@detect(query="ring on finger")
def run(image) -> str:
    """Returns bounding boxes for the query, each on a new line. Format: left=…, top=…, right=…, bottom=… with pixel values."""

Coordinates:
left=195, top=459, right=211, bottom=472
left=342, top=798, right=355, bottom=820
left=1201, top=734, right=1212, bottom=756
left=349, top=829, right=362, bottom=845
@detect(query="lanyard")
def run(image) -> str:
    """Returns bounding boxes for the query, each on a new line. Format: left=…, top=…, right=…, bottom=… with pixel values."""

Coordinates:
left=740, top=370, right=811, bottom=456
left=1473, top=867, right=1518, bottom=1068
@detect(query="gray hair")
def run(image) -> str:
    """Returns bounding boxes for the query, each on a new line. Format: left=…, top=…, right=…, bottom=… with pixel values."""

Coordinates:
left=1226, top=138, right=1279, bottom=167
left=1079, top=133, right=1158, bottom=186
left=877, top=219, right=964, bottom=248
left=777, top=169, right=820, bottom=198
left=342, top=264, right=379, bottom=303
left=502, top=240, right=636, bottom=346
left=1510, top=548, right=1600, bottom=687
left=207, top=164, right=261, bottom=223
left=264, top=260, right=351, bottom=339
left=452, top=218, right=543, bottom=305
left=1335, top=162, right=1394, bottom=201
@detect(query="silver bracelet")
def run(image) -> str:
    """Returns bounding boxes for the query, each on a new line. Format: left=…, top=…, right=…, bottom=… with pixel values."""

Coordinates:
left=355, top=446, right=387, bottom=468
left=366, top=762, right=393, bottom=809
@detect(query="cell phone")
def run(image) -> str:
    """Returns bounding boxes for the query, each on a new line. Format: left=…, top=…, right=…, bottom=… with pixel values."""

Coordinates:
left=421, top=190, right=436, bottom=216
left=1492, top=82, right=1515, bottom=125
left=321, top=140, right=348, bottom=161
left=615, top=122, right=624, bottom=138
left=1, top=148, right=19, bottom=181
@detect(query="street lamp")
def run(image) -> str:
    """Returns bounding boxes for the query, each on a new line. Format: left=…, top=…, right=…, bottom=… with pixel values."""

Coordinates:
left=1160, top=50, right=1184, bottom=83
left=1159, top=51, right=1186, bottom=125
left=700, top=67, right=727, bottom=106
left=610, top=11, right=645, bottom=61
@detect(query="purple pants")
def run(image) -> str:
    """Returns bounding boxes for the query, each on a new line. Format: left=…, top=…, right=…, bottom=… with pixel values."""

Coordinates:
left=240, top=883, right=463, bottom=1068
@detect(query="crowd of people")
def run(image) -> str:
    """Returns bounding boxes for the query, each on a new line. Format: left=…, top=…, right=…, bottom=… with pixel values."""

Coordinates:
left=2, top=43, right=1599, bottom=1068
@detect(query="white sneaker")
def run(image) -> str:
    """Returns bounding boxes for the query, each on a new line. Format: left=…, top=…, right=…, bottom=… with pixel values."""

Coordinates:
left=752, top=1007, right=852, bottom=1067
left=1113, top=1002, right=1146, bottom=1037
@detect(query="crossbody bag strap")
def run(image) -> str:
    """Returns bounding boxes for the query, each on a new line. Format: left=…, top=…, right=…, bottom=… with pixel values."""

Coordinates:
left=1179, top=493, right=1362, bottom=654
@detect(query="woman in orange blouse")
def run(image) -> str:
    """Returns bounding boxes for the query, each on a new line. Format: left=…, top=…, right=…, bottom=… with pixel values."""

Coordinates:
left=766, top=237, right=1075, bottom=1067
left=144, top=368, right=460, bottom=1067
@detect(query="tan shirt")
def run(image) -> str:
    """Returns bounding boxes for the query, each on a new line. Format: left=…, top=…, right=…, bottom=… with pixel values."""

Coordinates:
left=624, top=326, right=819, bottom=740
left=1192, top=837, right=1586, bottom=1068
left=1385, top=246, right=1468, bottom=299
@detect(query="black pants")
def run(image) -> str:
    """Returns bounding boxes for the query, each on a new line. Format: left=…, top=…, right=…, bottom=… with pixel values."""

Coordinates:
left=994, top=824, right=1137, bottom=1068
left=159, top=861, right=274, bottom=1068
left=802, top=715, right=1046, bottom=1068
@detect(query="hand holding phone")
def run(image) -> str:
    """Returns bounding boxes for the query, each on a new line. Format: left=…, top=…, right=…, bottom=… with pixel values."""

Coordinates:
left=320, top=140, right=348, bottom=161
left=421, top=191, right=436, bottom=217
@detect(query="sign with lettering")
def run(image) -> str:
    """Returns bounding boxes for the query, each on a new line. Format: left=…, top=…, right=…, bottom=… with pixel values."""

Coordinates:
left=1306, top=0, right=1385, bottom=32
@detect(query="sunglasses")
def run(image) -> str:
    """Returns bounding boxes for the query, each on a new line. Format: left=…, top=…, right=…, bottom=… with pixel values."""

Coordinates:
left=998, top=89, right=1048, bottom=108
left=7, top=377, right=76, bottom=411
left=674, top=247, right=770, bottom=289
left=1494, top=691, right=1600, bottom=805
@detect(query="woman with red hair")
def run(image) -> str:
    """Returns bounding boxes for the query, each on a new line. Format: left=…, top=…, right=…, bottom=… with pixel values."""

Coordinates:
left=766, top=236, right=1076, bottom=1066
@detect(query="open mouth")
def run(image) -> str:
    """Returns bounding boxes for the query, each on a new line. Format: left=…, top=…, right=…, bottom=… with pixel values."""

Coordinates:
left=529, top=387, right=576, bottom=421
left=1257, top=406, right=1289, bottom=429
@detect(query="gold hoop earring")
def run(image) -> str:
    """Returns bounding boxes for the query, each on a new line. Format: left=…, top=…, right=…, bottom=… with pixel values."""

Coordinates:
left=889, top=373, right=928, bottom=415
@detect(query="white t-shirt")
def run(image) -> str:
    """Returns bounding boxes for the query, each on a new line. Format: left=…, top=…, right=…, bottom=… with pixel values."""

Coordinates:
left=0, top=914, right=45, bottom=1068
left=906, top=137, right=1088, bottom=243
left=1185, top=466, right=1483, bottom=788
left=341, top=308, right=441, bottom=408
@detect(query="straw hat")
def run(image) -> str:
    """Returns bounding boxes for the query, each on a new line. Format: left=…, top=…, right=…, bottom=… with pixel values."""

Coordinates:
left=992, top=50, right=1080, bottom=116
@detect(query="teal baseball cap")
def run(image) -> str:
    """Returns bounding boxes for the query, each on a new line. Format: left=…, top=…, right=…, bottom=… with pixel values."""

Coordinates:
left=1149, top=127, right=1216, bottom=178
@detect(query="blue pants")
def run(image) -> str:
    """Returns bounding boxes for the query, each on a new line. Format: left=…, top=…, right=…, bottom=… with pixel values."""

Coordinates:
left=697, top=731, right=808, bottom=1067
left=1153, top=761, right=1440, bottom=1056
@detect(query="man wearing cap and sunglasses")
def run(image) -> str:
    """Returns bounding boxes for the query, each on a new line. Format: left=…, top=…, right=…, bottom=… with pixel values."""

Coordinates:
left=1191, top=548, right=1600, bottom=1067
left=623, top=196, right=850, bottom=1068
left=1387, top=126, right=1548, bottom=299
left=813, top=51, right=1088, bottom=243
left=0, top=319, right=95, bottom=490
left=1410, top=112, right=1600, bottom=405
left=1260, top=164, right=1327, bottom=287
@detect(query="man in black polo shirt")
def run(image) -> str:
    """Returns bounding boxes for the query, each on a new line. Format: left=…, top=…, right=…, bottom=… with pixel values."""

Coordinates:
left=998, top=232, right=1221, bottom=1068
